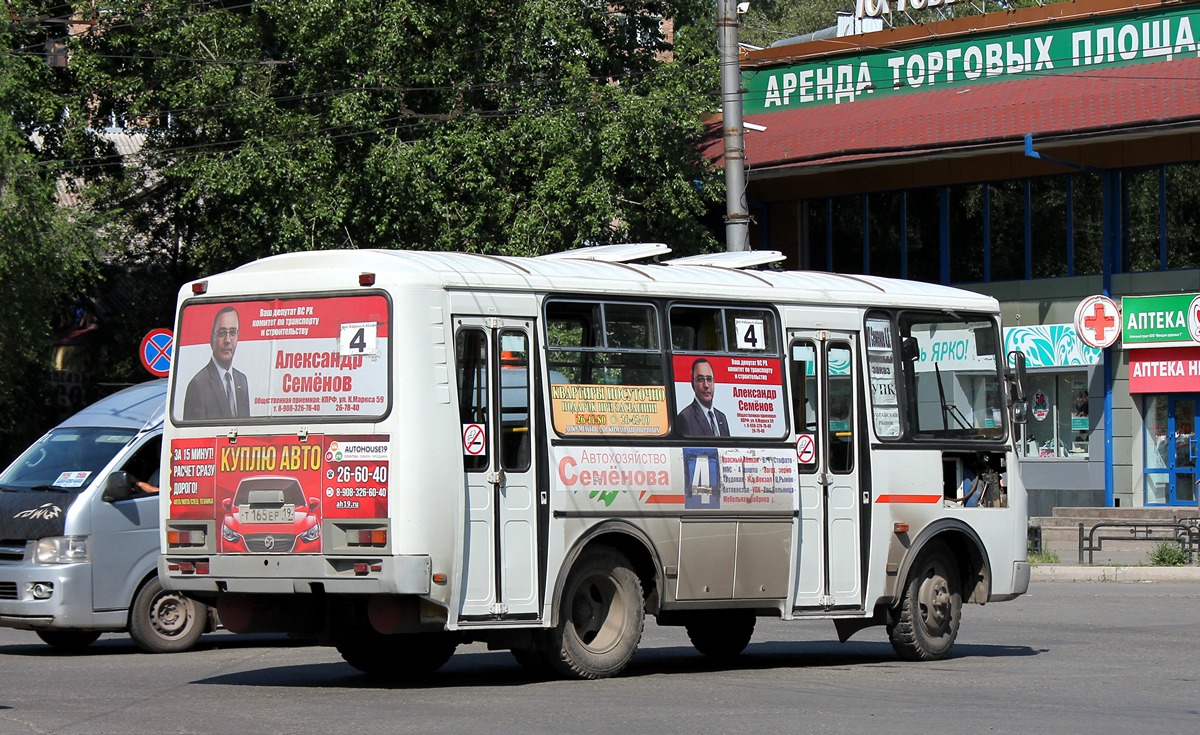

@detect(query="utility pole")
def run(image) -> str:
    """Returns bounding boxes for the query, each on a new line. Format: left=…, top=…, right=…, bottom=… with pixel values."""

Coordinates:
left=718, top=0, right=750, bottom=252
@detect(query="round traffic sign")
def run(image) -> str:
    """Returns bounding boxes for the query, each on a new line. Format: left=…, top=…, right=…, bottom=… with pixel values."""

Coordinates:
left=139, top=329, right=174, bottom=377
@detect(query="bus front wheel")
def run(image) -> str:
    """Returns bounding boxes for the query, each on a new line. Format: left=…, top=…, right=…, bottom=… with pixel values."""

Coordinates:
left=888, top=542, right=962, bottom=661
left=545, top=547, right=644, bottom=679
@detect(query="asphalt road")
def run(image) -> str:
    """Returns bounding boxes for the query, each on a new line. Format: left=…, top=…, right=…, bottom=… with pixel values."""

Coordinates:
left=0, top=581, right=1196, bottom=735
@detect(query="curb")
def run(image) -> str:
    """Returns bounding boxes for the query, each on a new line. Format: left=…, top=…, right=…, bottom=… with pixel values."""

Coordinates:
left=1031, top=565, right=1200, bottom=582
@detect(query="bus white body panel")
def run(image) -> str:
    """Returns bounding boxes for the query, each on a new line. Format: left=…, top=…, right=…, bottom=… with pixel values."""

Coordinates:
left=160, top=248, right=1030, bottom=678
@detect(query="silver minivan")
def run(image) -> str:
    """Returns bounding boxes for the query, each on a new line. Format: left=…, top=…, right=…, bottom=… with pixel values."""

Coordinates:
left=0, top=380, right=213, bottom=652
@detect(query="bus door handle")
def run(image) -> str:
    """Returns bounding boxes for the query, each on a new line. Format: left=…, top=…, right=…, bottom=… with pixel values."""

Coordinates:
left=487, top=469, right=505, bottom=488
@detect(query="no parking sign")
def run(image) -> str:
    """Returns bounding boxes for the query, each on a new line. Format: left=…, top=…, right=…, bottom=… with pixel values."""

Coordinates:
left=139, top=329, right=174, bottom=377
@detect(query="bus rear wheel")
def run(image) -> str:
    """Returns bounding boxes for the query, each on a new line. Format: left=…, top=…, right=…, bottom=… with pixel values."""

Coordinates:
left=685, top=609, right=756, bottom=660
left=888, top=542, right=962, bottom=661
left=337, top=633, right=458, bottom=679
left=544, top=547, right=644, bottom=679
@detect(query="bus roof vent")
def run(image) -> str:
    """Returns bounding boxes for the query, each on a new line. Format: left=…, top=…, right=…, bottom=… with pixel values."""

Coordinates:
left=663, top=251, right=786, bottom=269
left=539, top=242, right=671, bottom=263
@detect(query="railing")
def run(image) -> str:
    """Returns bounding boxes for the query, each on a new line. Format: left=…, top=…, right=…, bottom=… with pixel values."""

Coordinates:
left=1078, top=518, right=1200, bottom=565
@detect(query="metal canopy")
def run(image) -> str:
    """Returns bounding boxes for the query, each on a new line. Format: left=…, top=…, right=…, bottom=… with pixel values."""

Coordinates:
left=664, top=250, right=786, bottom=269
left=538, top=242, right=671, bottom=263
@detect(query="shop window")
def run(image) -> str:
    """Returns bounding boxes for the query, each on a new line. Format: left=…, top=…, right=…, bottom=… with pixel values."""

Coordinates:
left=1166, top=162, right=1200, bottom=270
left=1031, top=176, right=1069, bottom=278
left=867, top=191, right=902, bottom=278
left=906, top=187, right=941, bottom=284
left=1072, top=173, right=1104, bottom=276
left=1125, top=168, right=1162, bottom=272
left=1016, top=371, right=1090, bottom=459
left=949, top=184, right=983, bottom=283
left=989, top=180, right=1025, bottom=282
left=830, top=195, right=864, bottom=274
left=804, top=199, right=830, bottom=272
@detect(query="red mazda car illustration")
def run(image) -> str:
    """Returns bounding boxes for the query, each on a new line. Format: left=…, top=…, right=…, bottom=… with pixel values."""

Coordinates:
left=220, top=476, right=321, bottom=553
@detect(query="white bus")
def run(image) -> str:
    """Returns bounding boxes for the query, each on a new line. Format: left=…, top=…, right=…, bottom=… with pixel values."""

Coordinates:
left=160, top=244, right=1030, bottom=679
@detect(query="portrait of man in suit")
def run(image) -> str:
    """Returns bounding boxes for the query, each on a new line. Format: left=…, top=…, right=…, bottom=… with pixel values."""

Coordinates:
left=676, top=357, right=730, bottom=437
left=183, top=306, right=250, bottom=420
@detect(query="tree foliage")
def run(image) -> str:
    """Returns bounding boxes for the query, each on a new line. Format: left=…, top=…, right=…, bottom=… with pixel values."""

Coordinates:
left=0, top=1, right=104, bottom=457
left=66, top=0, right=724, bottom=276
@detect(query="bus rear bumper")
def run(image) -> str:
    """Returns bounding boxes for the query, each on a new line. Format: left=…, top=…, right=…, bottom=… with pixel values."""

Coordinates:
left=160, top=554, right=432, bottom=595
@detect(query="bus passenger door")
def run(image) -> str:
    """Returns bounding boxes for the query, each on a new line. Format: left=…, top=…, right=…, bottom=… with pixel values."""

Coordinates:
left=789, top=332, right=864, bottom=612
left=454, top=319, right=541, bottom=620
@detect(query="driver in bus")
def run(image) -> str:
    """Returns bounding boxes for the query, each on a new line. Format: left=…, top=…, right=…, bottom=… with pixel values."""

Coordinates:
left=676, top=358, right=730, bottom=437
left=183, top=306, right=251, bottom=420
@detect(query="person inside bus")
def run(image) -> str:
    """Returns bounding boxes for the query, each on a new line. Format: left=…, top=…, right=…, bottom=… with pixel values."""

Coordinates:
left=183, top=306, right=250, bottom=420
left=676, top=357, right=730, bottom=437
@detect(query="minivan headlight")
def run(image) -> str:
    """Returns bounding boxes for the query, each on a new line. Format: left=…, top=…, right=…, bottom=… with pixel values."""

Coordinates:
left=34, top=536, right=90, bottom=564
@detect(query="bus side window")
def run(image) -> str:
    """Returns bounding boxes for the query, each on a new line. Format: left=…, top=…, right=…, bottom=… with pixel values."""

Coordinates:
left=827, top=343, right=855, bottom=474
left=455, top=328, right=488, bottom=471
left=790, top=342, right=819, bottom=435
left=670, top=307, right=724, bottom=352
left=499, top=331, right=530, bottom=472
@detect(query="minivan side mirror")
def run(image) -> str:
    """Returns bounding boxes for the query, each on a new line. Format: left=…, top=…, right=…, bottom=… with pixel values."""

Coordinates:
left=103, top=471, right=135, bottom=503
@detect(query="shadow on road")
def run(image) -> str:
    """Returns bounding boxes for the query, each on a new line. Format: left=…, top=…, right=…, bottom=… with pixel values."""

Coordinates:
left=188, top=639, right=1040, bottom=690
left=0, top=632, right=307, bottom=658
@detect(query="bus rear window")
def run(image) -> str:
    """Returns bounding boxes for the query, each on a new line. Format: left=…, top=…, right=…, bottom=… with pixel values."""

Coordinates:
left=170, top=293, right=391, bottom=424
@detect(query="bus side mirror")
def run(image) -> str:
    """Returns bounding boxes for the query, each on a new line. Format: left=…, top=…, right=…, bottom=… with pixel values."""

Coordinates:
left=1008, top=350, right=1028, bottom=401
left=901, top=336, right=920, bottom=362
left=103, top=471, right=134, bottom=503
left=1011, top=399, right=1028, bottom=425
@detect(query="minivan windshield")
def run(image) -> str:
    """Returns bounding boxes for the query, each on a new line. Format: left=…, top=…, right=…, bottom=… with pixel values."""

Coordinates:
left=0, top=428, right=136, bottom=492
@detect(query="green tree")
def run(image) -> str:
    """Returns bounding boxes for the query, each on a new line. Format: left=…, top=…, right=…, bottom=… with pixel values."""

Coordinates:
left=0, top=2, right=104, bottom=459
left=66, top=0, right=723, bottom=277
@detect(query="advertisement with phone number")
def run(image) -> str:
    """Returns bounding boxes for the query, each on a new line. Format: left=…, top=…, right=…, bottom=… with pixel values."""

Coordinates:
left=169, top=434, right=390, bottom=553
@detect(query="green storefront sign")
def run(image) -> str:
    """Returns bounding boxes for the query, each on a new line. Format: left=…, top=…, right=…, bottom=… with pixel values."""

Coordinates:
left=744, top=4, right=1200, bottom=115
left=1121, top=294, right=1197, bottom=346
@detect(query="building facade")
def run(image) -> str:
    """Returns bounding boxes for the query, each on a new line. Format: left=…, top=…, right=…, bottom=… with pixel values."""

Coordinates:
left=720, top=0, right=1200, bottom=514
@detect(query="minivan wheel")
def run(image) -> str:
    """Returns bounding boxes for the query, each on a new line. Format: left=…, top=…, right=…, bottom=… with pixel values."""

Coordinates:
left=129, top=576, right=207, bottom=653
left=36, top=629, right=101, bottom=652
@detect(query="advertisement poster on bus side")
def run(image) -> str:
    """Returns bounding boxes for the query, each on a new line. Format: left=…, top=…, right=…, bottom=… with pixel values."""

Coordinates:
left=551, top=446, right=796, bottom=511
left=550, top=384, right=669, bottom=436
left=672, top=355, right=785, bottom=438
left=168, top=434, right=390, bottom=553
left=171, top=294, right=389, bottom=423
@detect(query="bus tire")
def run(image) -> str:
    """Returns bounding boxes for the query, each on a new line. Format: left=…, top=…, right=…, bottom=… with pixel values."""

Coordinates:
left=888, top=542, right=962, bottom=661
left=36, top=629, right=101, bottom=652
left=129, top=576, right=207, bottom=653
left=337, top=634, right=457, bottom=678
left=545, top=547, right=644, bottom=679
left=686, top=609, right=756, bottom=660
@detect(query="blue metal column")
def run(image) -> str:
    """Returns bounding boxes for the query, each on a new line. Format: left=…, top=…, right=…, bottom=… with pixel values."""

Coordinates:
left=1102, top=171, right=1120, bottom=507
